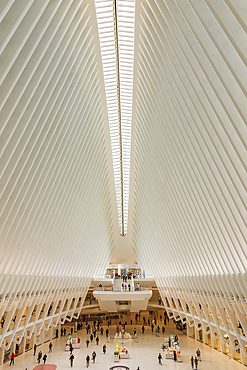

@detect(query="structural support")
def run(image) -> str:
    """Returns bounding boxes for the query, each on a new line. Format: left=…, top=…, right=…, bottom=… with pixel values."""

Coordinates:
left=113, top=0, right=124, bottom=235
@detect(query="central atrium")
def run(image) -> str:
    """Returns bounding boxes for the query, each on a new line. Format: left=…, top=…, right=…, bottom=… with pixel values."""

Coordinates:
left=0, top=0, right=246, bottom=368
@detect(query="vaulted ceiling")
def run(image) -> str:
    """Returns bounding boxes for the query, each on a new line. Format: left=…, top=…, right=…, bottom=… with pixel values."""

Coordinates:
left=0, top=0, right=246, bottom=355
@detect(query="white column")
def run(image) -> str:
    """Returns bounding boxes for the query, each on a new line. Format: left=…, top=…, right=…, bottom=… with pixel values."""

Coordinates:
left=0, top=348, right=4, bottom=365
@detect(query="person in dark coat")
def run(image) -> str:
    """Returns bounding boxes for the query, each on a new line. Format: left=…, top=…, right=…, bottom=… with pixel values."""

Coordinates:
left=191, top=356, right=194, bottom=368
left=37, top=350, right=42, bottom=364
left=43, top=354, right=47, bottom=364
left=195, top=356, right=198, bottom=369
left=173, top=350, right=177, bottom=361
left=92, top=351, right=96, bottom=363
left=69, top=353, right=74, bottom=367
left=158, top=353, right=162, bottom=365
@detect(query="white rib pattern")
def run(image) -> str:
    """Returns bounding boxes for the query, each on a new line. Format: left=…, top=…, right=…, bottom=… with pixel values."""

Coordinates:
left=130, top=0, right=247, bottom=357
left=0, top=0, right=247, bottom=362
left=0, top=0, right=116, bottom=349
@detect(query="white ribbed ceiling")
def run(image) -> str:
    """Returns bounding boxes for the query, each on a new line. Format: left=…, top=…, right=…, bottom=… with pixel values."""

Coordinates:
left=0, top=0, right=117, bottom=279
left=0, top=0, right=247, bottom=358
left=130, top=0, right=246, bottom=278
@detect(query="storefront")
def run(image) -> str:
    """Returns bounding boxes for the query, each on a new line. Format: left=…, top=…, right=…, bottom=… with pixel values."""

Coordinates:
left=205, top=332, right=211, bottom=347
left=35, top=331, right=43, bottom=346
left=3, top=348, right=10, bottom=364
left=189, top=325, right=195, bottom=339
left=52, top=326, right=58, bottom=339
left=233, top=340, right=241, bottom=363
left=44, top=328, right=51, bottom=343
left=213, top=337, right=221, bottom=352
left=15, top=335, right=25, bottom=357
left=198, top=329, right=203, bottom=342
left=25, top=332, right=33, bottom=353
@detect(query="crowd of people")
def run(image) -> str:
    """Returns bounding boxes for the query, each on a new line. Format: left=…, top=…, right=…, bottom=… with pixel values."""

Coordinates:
left=6, top=309, right=204, bottom=369
left=190, top=349, right=201, bottom=369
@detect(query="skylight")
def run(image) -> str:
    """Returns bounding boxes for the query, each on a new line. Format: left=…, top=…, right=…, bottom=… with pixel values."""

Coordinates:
left=94, top=0, right=135, bottom=235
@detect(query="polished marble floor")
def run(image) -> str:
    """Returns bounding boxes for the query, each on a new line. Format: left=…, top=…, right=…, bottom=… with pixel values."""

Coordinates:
left=1, top=316, right=244, bottom=370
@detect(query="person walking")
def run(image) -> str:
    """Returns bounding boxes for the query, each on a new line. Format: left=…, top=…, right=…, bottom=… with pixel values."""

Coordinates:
left=105, top=328, right=109, bottom=338
left=103, top=344, right=106, bottom=354
left=190, top=356, right=194, bottom=368
left=158, top=352, right=162, bottom=365
left=173, top=350, right=177, bottom=361
left=86, top=339, right=89, bottom=348
left=9, top=352, right=15, bottom=365
left=195, top=356, right=198, bottom=369
left=33, top=343, right=37, bottom=356
left=96, top=336, right=99, bottom=345
left=69, top=343, right=73, bottom=355
left=142, top=325, right=145, bottom=334
left=43, top=354, right=47, bottom=364
left=37, top=350, right=42, bottom=364
left=196, top=349, right=201, bottom=361
left=49, top=342, right=53, bottom=353
left=69, top=353, right=74, bottom=367
left=86, top=354, right=90, bottom=368
left=90, top=333, right=93, bottom=342
left=92, top=351, right=96, bottom=363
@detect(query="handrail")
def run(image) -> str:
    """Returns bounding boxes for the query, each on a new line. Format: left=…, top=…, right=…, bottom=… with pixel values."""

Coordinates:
left=94, top=286, right=153, bottom=292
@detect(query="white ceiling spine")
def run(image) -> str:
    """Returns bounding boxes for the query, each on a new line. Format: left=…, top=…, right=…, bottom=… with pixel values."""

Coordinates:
left=94, top=0, right=135, bottom=235
left=129, top=0, right=246, bottom=352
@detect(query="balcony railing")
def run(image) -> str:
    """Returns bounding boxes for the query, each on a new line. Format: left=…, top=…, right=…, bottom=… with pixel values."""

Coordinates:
left=94, top=286, right=152, bottom=292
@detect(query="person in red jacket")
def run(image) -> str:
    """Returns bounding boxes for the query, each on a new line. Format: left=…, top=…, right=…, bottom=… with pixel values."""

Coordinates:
left=10, top=352, right=15, bottom=365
